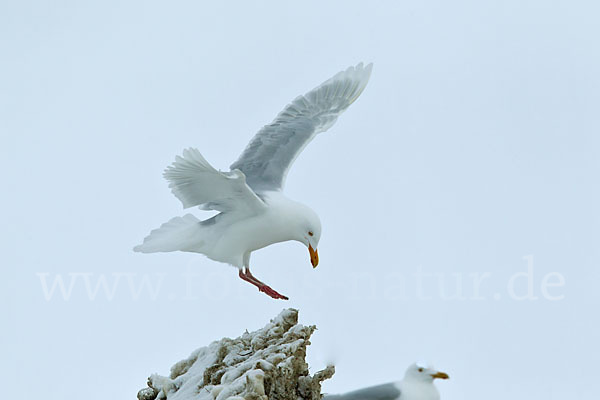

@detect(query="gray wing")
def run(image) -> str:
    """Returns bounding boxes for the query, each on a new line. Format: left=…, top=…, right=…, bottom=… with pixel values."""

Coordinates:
left=230, top=63, right=373, bottom=192
left=163, top=148, right=265, bottom=215
left=323, top=383, right=401, bottom=400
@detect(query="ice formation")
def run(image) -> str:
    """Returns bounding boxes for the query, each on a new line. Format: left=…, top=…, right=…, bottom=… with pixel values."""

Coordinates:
left=137, top=309, right=334, bottom=400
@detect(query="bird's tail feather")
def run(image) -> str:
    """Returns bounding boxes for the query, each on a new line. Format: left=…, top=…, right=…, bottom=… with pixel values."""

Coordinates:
left=133, top=214, right=204, bottom=253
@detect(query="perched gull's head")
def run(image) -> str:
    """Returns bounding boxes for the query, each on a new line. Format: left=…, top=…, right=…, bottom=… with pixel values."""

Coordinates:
left=290, top=203, right=322, bottom=268
left=404, top=362, right=450, bottom=382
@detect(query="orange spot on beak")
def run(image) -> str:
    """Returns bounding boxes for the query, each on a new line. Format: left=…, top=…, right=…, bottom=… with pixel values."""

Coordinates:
left=309, top=244, right=319, bottom=268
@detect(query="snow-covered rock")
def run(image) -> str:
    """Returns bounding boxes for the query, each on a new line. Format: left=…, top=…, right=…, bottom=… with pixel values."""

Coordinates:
left=137, top=309, right=334, bottom=400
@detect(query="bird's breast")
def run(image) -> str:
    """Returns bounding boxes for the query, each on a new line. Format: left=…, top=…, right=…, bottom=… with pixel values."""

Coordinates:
left=398, top=382, right=440, bottom=400
left=217, top=210, right=296, bottom=254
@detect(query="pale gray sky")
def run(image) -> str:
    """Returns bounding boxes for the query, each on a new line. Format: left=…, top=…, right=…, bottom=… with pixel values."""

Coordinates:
left=1, top=1, right=598, bottom=399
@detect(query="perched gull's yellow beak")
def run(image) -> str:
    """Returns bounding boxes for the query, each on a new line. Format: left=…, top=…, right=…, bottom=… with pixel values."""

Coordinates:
left=431, top=371, right=449, bottom=380
left=309, top=244, right=319, bottom=268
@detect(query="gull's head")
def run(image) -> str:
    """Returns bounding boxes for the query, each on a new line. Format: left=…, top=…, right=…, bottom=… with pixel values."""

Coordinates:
left=404, top=362, right=449, bottom=383
left=291, top=204, right=321, bottom=268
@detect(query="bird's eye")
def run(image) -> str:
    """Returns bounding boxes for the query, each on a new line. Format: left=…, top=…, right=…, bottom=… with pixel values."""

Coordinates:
left=308, top=231, right=314, bottom=236
left=418, top=368, right=424, bottom=372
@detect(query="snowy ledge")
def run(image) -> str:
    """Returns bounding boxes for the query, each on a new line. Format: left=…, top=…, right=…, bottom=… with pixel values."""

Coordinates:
left=137, top=309, right=335, bottom=400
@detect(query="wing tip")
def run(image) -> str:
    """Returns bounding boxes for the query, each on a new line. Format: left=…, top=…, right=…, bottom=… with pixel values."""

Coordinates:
left=352, top=61, right=373, bottom=84
left=324, top=62, right=373, bottom=96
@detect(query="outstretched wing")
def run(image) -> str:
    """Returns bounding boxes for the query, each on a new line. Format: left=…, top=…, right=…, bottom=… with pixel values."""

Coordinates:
left=164, top=148, right=265, bottom=215
left=230, top=62, right=373, bottom=192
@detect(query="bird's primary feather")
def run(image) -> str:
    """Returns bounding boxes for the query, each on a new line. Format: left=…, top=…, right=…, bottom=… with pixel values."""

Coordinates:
left=230, top=62, right=373, bottom=192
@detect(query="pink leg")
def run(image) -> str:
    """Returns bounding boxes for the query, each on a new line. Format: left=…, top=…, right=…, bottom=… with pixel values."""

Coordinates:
left=238, top=267, right=289, bottom=300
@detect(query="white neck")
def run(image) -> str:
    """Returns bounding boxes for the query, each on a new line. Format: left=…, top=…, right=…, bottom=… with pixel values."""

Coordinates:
left=399, top=379, right=440, bottom=400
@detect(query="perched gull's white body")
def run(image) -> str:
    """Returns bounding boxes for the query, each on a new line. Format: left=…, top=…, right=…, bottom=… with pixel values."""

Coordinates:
left=323, top=363, right=449, bottom=400
left=134, top=63, right=373, bottom=299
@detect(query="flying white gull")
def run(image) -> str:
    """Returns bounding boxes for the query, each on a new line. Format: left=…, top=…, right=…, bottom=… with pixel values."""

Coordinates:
left=134, top=63, right=373, bottom=300
left=323, top=363, right=449, bottom=400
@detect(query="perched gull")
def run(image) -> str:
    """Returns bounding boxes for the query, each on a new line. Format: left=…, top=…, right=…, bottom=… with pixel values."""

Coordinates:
left=134, top=63, right=372, bottom=300
left=324, top=363, right=449, bottom=400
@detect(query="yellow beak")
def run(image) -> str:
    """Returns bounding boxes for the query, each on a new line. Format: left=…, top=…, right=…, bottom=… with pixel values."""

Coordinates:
left=431, top=371, right=449, bottom=380
left=309, top=244, right=319, bottom=268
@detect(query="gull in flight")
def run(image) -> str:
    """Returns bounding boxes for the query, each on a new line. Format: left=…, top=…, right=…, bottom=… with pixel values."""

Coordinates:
left=324, top=363, right=449, bottom=400
left=134, top=63, right=372, bottom=300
